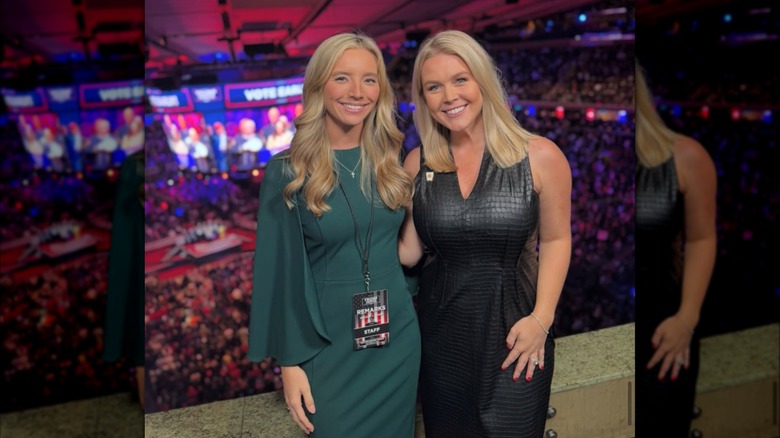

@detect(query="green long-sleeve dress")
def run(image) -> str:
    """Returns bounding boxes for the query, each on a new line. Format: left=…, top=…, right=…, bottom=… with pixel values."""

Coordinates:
left=103, top=150, right=145, bottom=366
left=248, top=148, right=421, bottom=437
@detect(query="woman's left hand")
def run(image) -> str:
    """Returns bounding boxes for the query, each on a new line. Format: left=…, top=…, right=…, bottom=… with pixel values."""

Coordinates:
left=646, top=314, right=693, bottom=381
left=502, top=315, right=548, bottom=383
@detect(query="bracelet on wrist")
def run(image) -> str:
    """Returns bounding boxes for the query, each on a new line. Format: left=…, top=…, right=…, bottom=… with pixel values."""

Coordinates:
left=530, top=312, right=550, bottom=335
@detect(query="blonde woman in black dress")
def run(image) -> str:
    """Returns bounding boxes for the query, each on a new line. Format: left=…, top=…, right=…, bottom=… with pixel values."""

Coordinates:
left=635, top=60, right=717, bottom=436
left=399, top=30, right=571, bottom=437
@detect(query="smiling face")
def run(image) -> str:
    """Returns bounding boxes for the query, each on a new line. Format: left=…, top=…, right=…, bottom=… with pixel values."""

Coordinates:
left=322, top=48, right=380, bottom=138
left=420, top=53, right=484, bottom=136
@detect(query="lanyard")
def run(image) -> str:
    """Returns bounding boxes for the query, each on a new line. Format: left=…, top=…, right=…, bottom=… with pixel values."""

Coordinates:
left=337, top=177, right=374, bottom=292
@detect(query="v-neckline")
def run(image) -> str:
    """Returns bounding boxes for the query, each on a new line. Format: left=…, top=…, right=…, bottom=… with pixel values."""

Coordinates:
left=453, top=147, right=487, bottom=201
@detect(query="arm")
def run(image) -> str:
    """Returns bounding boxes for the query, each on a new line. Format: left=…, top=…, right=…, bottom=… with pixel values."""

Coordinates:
left=248, top=157, right=331, bottom=434
left=503, top=137, right=572, bottom=381
left=648, top=135, right=717, bottom=380
left=398, top=147, right=425, bottom=267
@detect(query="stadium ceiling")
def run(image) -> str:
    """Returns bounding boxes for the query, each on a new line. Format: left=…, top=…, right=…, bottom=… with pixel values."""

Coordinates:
left=1, top=0, right=606, bottom=68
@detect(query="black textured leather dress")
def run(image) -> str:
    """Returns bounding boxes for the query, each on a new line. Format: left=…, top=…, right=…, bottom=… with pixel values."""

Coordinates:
left=413, top=148, right=554, bottom=437
left=635, top=157, right=699, bottom=437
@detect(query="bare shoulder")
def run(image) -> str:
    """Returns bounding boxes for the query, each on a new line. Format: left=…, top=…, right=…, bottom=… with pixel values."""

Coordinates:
left=673, top=134, right=713, bottom=167
left=672, top=134, right=715, bottom=192
left=527, top=136, right=570, bottom=193
left=528, top=136, right=567, bottom=163
left=403, top=146, right=421, bottom=178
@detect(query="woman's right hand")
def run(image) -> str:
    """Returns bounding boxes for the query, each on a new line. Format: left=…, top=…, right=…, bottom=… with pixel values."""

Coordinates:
left=281, top=365, right=316, bottom=435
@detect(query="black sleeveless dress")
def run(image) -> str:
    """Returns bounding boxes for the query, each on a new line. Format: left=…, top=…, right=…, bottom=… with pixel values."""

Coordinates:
left=635, top=157, right=699, bottom=437
left=413, top=148, right=554, bottom=437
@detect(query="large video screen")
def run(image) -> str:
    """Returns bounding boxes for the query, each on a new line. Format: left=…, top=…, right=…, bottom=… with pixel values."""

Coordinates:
left=146, top=76, right=303, bottom=175
left=2, top=81, right=144, bottom=178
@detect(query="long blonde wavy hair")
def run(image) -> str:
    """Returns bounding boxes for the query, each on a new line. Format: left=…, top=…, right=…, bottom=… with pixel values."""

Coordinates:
left=282, top=32, right=412, bottom=215
left=636, top=59, right=676, bottom=167
left=411, top=30, right=535, bottom=172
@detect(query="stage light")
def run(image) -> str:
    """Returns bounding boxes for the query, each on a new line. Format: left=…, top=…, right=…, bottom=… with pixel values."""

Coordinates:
left=167, top=179, right=174, bottom=186
left=731, top=108, right=740, bottom=121
left=578, top=14, right=587, bottom=23
left=252, top=169, right=260, bottom=177
left=617, top=110, right=627, bottom=123
left=221, top=172, right=229, bottom=179
left=526, top=105, right=536, bottom=117
left=160, top=201, right=168, bottom=210
left=671, top=105, right=681, bottom=117
left=585, top=108, right=596, bottom=121
left=762, top=110, right=772, bottom=123
left=555, top=106, right=565, bottom=119
left=723, top=14, right=732, bottom=23
left=174, top=207, right=184, bottom=217
left=700, top=106, right=710, bottom=119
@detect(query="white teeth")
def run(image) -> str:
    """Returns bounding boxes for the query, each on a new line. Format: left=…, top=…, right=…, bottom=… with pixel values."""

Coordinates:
left=446, top=106, right=465, bottom=115
left=343, top=103, right=362, bottom=111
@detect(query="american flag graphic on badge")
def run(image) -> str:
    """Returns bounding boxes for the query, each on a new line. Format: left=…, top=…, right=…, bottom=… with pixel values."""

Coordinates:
left=352, top=289, right=390, bottom=351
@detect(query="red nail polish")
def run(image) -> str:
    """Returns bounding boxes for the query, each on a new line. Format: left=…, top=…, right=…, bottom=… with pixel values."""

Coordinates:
left=525, top=376, right=531, bottom=382
left=539, top=364, right=544, bottom=370
left=506, top=344, right=512, bottom=351
left=501, top=365, right=506, bottom=371
left=513, top=376, right=518, bottom=382
left=657, top=375, right=663, bottom=382
left=671, top=375, right=677, bottom=382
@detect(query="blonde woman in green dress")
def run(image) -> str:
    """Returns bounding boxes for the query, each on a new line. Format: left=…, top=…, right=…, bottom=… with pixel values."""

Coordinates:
left=248, top=33, right=421, bottom=437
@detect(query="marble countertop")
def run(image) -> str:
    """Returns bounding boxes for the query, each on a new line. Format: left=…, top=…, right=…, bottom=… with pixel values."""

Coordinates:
left=550, top=323, right=635, bottom=393
left=144, top=322, right=779, bottom=437
left=696, top=323, right=779, bottom=392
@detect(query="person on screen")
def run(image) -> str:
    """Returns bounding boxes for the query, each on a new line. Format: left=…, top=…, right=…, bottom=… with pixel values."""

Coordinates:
left=120, top=116, right=145, bottom=156
left=187, top=127, right=210, bottom=173
left=260, top=106, right=281, bottom=143
left=41, top=128, right=65, bottom=172
left=21, top=123, right=45, bottom=169
left=248, top=32, right=419, bottom=437
left=635, top=61, right=717, bottom=437
left=209, top=121, right=230, bottom=173
left=264, top=116, right=294, bottom=156
left=87, top=119, right=119, bottom=170
left=166, top=123, right=191, bottom=169
left=116, top=106, right=137, bottom=139
left=233, top=118, right=263, bottom=169
left=65, top=122, right=84, bottom=173
left=397, top=30, right=571, bottom=437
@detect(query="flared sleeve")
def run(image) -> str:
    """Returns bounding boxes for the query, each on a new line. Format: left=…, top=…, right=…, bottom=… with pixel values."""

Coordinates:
left=247, top=155, right=331, bottom=366
left=103, top=151, right=144, bottom=364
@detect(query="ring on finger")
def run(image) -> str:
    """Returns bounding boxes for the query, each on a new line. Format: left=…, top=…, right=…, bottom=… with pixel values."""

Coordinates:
left=676, top=357, right=685, bottom=365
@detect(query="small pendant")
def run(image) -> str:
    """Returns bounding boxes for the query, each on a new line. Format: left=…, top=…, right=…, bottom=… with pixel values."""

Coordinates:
left=351, top=172, right=355, bottom=178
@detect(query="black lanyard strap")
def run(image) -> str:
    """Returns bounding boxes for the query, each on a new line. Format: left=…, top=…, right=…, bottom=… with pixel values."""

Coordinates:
left=337, top=177, right=374, bottom=292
